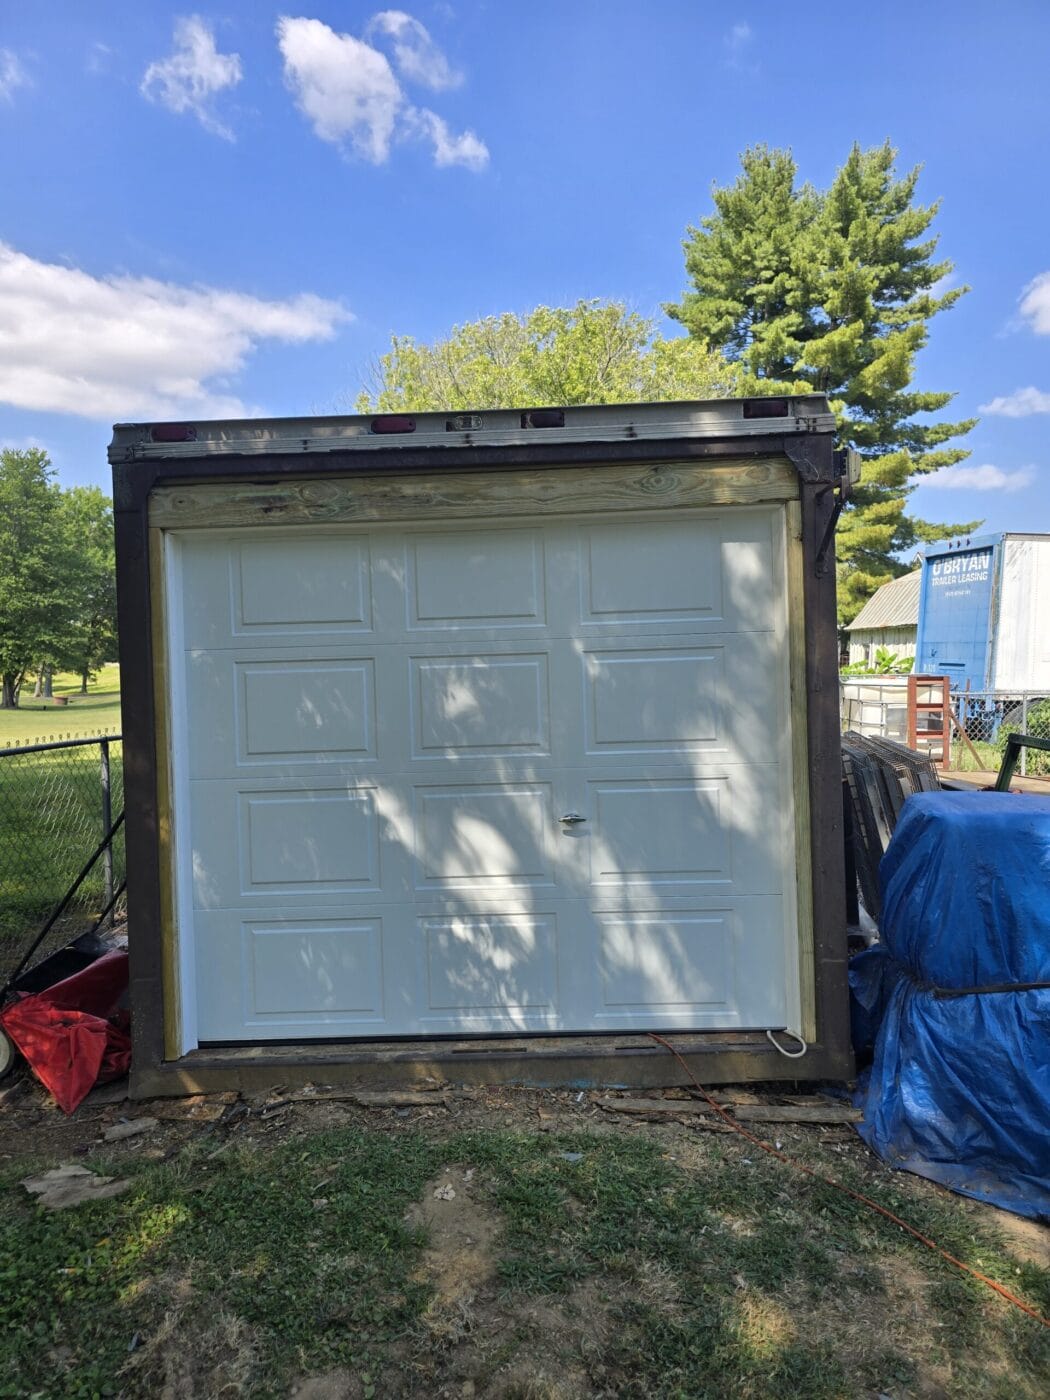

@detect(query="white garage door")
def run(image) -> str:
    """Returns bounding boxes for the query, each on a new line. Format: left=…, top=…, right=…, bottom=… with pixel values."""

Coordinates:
left=170, top=506, right=800, bottom=1042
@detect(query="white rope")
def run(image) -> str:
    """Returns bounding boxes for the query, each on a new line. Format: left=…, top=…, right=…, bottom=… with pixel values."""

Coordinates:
left=765, top=1028, right=809, bottom=1059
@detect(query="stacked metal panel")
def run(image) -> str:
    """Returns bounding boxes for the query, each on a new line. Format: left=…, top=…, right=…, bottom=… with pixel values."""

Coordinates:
left=841, top=733, right=940, bottom=918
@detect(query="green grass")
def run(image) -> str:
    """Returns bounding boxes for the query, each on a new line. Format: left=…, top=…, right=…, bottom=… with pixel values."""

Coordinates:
left=0, top=666, right=123, bottom=966
left=1, top=1127, right=1046, bottom=1399
left=0, top=665, right=121, bottom=747
left=947, top=737, right=1002, bottom=775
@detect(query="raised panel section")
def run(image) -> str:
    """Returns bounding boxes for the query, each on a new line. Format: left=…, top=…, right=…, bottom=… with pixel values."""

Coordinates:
left=235, top=536, right=371, bottom=633
left=412, top=654, right=549, bottom=756
left=422, top=914, right=558, bottom=1012
left=244, top=919, right=383, bottom=1018
left=596, top=911, right=732, bottom=1011
left=407, top=530, right=544, bottom=628
left=589, top=780, right=730, bottom=886
left=415, top=784, right=553, bottom=887
left=238, top=661, right=375, bottom=761
left=582, top=519, right=722, bottom=624
left=239, top=789, right=379, bottom=894
left=584, top=648, right=725, bottom=753
left=720, top=515, right=777, bottom=633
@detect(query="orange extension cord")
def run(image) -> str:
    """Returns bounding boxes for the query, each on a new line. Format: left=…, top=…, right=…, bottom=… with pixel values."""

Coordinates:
left=647, top=1033, right=1049, bottom=1328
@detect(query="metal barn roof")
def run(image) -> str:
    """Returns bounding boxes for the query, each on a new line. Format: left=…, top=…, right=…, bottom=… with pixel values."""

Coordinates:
left=847, top=570, right=921, bottom=631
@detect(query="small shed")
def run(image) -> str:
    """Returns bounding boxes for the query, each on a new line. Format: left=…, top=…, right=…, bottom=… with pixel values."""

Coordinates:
left=846, top=571, right=920, bottom=668
left=111, top=397, right=853, bottom=1097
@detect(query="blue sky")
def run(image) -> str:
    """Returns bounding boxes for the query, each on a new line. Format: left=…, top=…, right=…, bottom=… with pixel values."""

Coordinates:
left=1, top=1, right=1049, bottom=540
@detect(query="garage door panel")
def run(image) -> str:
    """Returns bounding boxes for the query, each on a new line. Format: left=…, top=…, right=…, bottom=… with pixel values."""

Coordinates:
left=411, top=653, right=551, bottom=758
left=420, top=912, right=560, bottom=1020
left=189, top=780, right=399, bottom=909
left=179, top=532, right=376, bottom=648
left=588, top=898, right=787, bottom=1028
left=581, top=634, right=780, bottom=762
left=584, top=771, right=785, bottom=897
left=583, top=646, right=723, bottom=754
left=234, top=535, right=373, bottom=636
left=577, top=514, right=778, bottom=636
left=194, top=914, right=387, bottom=1034
left=719, top=513, right=778, bottom=634
left=414, top=783, right=558, bottom=890
left=239, top=660, right=376, bottom=762
left=406, top=529, right=546, bottom=630
left=175, top=506, right=798, bottom=1042
left=580, top=518, right=723, bottom=627
left=241, top=789, right=380, bottom=895
left=185, top=647, right=386, bottom=778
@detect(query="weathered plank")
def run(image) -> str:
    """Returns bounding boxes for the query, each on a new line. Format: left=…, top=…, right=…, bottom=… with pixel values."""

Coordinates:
left=599, top=1097, right=718, bottom=1117
left=732, top=1104, right=861, bottom=1124
left=148, top=458, right=799, bottom=529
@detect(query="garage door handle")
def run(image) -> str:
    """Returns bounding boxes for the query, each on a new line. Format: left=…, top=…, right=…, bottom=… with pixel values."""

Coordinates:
left=559, top=813, right=587, bottom=824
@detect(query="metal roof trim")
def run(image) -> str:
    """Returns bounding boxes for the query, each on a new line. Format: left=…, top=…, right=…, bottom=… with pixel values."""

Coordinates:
left=108, top=395, right=836, bottom=464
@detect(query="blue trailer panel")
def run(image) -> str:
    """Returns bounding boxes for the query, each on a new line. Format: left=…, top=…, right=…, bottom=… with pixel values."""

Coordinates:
left=915, top=535, right=1000, bottom=692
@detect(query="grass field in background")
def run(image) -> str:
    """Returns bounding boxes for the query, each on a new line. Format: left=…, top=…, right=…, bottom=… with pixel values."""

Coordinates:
left=0, top=664, right=121, bottom=746
left=0, top=677, right=125, bottom=967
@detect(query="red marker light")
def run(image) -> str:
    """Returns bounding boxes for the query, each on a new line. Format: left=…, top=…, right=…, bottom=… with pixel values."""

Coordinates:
left=150, top=424, right=198, bottom=442
left=370, top=416, right=416, bottom=434
left=742, top=398, right=790, bottom=419
left=521, top=409, right=565, bottom=429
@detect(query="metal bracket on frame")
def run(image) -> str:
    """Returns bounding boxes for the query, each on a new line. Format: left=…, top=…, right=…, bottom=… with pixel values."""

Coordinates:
left=813, top=447, right=858, bottom=578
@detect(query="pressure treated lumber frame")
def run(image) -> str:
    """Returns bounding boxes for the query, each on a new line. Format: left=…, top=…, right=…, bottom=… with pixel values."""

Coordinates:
left=113, top=415, right=851, bottom=1097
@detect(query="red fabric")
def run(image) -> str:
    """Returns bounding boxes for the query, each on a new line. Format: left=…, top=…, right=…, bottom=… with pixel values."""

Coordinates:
left=0, top=950, right=131, bottom=1113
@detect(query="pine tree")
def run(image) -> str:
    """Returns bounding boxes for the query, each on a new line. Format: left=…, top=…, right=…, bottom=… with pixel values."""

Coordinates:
left=667, top=143, right=978, bottom=622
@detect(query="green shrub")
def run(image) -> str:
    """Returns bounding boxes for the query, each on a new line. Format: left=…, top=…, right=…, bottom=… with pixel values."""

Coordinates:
left=995, top=698, right=1050, bottom=776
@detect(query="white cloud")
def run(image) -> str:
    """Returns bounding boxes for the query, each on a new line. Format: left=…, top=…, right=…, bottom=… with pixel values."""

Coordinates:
left=979, top=386, right=1050, bottom=417
left=1020, top=271, right=1050, bottom=334
left=408, top=107, right=488, bottom=170
left=141, top=16, right=243, bottom=140
left=86, top=42, right=114, bottom=77
left=723, top=21, right=757, bottom=74
left=277, top=14, right=488, bottom=170
left=278, top=15, right=402, bottom=162
left=0, top=242, right=350, bottom=422
left=366, top=10, right=462, bottom=90
left=0, top=48, right=30, bottom=102
left=924, top=463, right=1035, bottom=494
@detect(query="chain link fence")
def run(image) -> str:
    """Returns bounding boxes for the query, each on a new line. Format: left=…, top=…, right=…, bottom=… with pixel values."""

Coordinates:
left=950, top=693, right=1050, bottom=777
left=0, top=735, right=125, bottom=980
left=841, top=680, right=1050, bottom=781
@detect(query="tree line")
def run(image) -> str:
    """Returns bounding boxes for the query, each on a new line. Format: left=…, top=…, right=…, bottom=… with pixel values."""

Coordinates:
left=0, top=447, right=116, bottom=710
left=359, top=142, right=977, bottom=623
left=1, top=140, right=975, bottom=699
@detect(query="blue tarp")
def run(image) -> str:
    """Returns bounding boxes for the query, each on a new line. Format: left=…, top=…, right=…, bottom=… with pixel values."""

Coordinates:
left=850, top=791, right=1050, bottom=1219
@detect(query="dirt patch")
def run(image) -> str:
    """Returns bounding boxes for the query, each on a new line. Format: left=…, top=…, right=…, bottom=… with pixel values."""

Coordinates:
left=985, top=1205, right=1050, bottom=1269
left=291, top=1370, right=359, bottom=1399
left=118, top=1273, right=261, bottom=1400
left=406, top=1165, right=502, bottom=1346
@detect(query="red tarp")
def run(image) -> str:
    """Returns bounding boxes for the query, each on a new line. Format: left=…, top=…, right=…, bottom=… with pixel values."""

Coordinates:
left=0, top=950, right=131, bottom=1113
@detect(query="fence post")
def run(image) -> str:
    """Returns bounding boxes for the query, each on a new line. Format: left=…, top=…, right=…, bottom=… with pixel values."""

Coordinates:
left=1021, top=694, right=1029, bottom=777
left=100, top=738, right=113, bottom=927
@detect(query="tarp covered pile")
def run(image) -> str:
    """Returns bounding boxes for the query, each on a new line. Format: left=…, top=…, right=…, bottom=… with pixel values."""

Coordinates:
left=851, top=792, right=1050, bottom=1219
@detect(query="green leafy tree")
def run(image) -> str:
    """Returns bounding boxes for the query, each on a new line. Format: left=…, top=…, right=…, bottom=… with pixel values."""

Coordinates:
left=0, top=448, right=70, bottom=709
left=667, top=142, right=979, bottom=622
left=54, top=486, right=118, bottom=692
left=357, top=299, right=736, bottom=412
